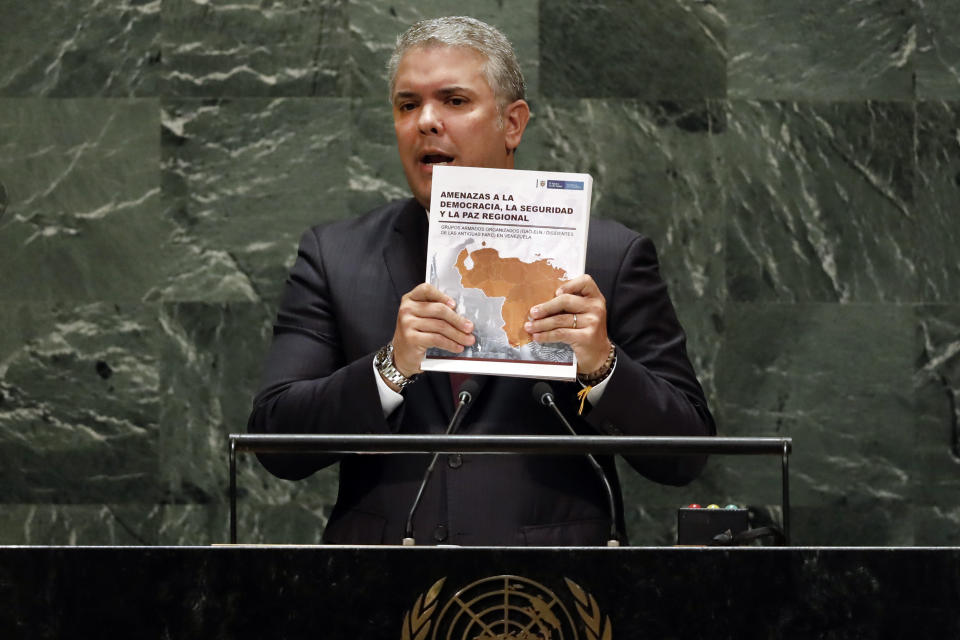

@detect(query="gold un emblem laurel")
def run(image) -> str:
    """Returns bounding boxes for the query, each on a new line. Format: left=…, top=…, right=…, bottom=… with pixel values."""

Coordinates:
left=401, top=575, right=613, bottom=640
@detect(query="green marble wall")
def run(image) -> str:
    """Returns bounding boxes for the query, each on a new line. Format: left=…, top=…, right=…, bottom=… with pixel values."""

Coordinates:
left=0, top=0, right=957, bottom=546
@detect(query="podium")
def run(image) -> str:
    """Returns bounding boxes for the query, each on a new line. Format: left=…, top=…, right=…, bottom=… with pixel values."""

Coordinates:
left=8, top=435, right=952, bottom=636
left=2, top=545, right=958, bottom=637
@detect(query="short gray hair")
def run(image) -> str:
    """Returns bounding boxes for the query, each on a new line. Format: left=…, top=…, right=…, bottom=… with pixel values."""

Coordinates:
left=387, top=16, right=526, bottom=110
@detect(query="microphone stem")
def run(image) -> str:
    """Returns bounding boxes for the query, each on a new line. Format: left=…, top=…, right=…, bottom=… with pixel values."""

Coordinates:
left=404, top=393, right=471, bottom=543
left=543, top=395, right=621, bottom=546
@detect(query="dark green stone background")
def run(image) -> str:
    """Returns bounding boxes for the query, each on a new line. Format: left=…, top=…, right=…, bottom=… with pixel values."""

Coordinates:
left=0, top=0, right=957, bottom=546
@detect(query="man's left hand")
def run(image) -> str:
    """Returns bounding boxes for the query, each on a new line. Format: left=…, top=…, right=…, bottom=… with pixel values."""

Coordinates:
left=524, top=274, right=612, bottom=374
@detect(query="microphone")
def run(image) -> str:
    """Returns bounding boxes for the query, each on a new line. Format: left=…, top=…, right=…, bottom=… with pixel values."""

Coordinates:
left=532, top=381, right=621, bottom=547
left=403, top=377, right=481, bottom=545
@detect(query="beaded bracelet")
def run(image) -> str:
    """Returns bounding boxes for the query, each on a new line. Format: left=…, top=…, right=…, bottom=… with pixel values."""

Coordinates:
left=577, top=342, right=616, bottom=385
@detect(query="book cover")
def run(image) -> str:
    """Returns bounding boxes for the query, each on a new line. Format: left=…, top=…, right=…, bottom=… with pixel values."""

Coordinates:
left=421, top=165, right=592, bottom=380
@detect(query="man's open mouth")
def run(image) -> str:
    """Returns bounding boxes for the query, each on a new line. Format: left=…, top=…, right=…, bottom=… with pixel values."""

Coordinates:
left=421, top=153, right=454, bottom=165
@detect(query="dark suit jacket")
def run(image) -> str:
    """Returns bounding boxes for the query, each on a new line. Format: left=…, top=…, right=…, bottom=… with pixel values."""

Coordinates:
left=248, top=198, right=716, bottom=546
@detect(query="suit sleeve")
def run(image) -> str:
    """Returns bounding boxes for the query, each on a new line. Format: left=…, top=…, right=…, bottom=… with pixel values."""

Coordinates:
left=247, top=227, right=403, bottom=480
left=584, top=233, right=716, bottom=486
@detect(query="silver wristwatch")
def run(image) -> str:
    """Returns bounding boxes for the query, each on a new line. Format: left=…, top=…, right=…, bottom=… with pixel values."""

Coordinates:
left=374, top=343, right=418, bottom=390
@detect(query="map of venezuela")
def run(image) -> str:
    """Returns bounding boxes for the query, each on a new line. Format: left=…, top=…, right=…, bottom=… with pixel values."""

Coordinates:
left=454, top=246, right=568, bottom=348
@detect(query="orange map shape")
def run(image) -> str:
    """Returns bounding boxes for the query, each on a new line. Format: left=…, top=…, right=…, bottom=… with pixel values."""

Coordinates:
left=455, top=246, right=567, bottom=348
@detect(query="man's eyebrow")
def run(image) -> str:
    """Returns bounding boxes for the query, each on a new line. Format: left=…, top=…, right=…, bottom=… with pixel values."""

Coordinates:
left=393, top=86, right=476, bottom=104
left=393, top=90, right=419, bottom=102
left=435, top=86, right=471, bottom=96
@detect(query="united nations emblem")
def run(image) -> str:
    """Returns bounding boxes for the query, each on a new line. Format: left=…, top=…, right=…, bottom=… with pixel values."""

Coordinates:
left=401, top=575, right=612, bottom=640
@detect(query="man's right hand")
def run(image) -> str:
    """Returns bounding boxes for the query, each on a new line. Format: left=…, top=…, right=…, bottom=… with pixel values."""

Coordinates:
left=390, top=283, right=475, bottom=379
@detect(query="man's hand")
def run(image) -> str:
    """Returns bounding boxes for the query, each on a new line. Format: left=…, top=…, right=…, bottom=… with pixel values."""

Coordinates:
left=391, top=283, right=475, bottom=379
left=524, top=275, right=612, bottom=374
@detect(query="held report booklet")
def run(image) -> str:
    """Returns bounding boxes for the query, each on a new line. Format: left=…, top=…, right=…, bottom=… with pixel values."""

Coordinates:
left=421, top=165, right=593, bottom=380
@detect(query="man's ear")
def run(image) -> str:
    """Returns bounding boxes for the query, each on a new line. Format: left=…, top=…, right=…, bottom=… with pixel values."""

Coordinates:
left=503, top=99, right=531, bottom=154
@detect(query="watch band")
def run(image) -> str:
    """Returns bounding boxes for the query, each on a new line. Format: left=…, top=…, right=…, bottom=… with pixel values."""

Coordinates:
left=374, top=343, right=418, bottom=390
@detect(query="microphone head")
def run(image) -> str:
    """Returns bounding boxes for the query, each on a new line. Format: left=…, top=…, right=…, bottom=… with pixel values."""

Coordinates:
left=532, top=381, right=554, bottom=406
left=457, top=378, right=481, bottom=404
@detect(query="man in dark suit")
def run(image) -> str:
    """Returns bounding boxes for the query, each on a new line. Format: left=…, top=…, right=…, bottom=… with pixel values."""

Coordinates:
left=248, top=16, right=715, bottom=546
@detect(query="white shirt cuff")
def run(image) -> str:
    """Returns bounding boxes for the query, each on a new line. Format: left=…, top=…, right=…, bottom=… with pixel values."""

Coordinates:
left=373, top=359, right=405, bottom=417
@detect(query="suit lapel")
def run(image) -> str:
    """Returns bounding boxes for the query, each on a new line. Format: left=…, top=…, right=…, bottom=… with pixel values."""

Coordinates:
left=381, top=200, right=454, bottom=417
left=383, top=199, right=428, bottom=302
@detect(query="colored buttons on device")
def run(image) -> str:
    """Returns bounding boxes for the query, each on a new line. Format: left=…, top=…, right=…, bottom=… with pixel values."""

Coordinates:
left=683, top=502, right=745, bottom=510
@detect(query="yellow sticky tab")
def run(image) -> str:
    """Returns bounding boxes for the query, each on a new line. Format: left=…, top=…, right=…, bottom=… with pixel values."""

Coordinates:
left=577, top=386, right=592, bottom=415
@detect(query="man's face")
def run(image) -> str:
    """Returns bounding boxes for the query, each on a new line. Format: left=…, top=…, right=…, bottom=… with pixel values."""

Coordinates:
left=391, top=45, right=524, bottom=209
